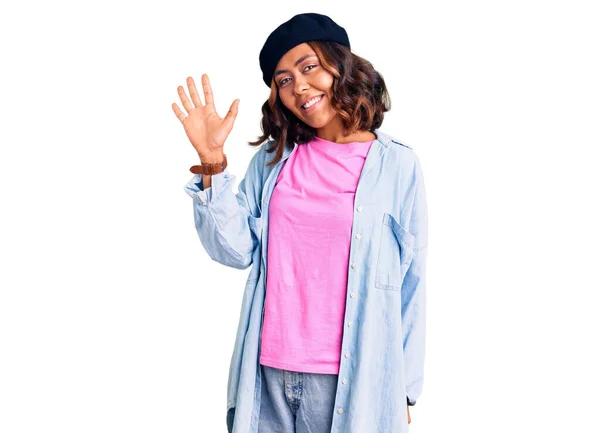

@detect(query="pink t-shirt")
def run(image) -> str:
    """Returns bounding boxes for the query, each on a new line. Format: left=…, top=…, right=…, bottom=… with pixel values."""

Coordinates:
left=259, top=135, right=374, bottom=374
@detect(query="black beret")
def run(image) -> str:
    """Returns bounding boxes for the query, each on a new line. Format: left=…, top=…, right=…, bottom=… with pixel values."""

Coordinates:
left=259, top=12, right=351, bottom=88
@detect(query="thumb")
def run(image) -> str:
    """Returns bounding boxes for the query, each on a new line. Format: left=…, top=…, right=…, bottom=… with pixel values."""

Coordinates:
left=223, top=99, right=240, bottom=130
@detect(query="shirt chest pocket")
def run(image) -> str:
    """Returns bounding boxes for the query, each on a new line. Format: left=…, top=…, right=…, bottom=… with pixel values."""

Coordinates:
left=375, top=213, right=415, bottom=291
left=248, top=214, right=263, bottom=244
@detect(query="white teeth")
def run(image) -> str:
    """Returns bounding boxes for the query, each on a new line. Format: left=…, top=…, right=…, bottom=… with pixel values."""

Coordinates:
left=302, top=95, right=322, bottom=109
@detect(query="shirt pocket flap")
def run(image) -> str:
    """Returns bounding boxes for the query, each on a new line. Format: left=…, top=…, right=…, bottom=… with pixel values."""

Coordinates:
left=375, top=213, right=415, bottom=291
left=386, top=213, right=415, bottom=251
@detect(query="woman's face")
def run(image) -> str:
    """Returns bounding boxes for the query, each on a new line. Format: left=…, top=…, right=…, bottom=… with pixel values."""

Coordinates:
left=273, top=43, right=338, bottom=129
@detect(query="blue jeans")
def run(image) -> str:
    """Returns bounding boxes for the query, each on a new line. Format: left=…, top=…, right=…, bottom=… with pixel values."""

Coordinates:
left=257, top=364, right=339, bottom=433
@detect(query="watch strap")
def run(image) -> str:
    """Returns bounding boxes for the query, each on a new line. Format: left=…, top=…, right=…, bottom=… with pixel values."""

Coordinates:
left=189, top=154, right=227, bottom=175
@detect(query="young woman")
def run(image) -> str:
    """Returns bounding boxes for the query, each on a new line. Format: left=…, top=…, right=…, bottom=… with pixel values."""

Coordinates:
left=173, top=13, right=428, bottom=433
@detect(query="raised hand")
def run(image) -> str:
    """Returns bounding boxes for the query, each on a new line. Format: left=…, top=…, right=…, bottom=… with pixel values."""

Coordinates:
left=172, top=74, right=240, bottom=159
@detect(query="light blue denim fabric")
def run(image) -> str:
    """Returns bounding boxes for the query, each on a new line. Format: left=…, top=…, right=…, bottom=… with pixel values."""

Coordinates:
left=255, top=364, right=338, bottom=433
left=184, top=129, right=428, bottom=433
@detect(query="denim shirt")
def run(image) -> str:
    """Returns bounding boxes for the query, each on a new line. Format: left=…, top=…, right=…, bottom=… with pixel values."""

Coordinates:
left=184, top=129, right=428, bottom=433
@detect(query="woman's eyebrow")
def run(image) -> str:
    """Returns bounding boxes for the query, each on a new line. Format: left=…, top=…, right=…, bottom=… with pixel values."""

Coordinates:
left=273, top=54, right=318, bottom=78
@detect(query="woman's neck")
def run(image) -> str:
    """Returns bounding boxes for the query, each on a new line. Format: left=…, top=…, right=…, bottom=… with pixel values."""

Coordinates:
left=314, top=113, right=375, bottom=143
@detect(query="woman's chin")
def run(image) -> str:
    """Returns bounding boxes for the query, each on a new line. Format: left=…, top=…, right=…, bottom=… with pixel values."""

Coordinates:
left=299, top=114, right=333, bottom=130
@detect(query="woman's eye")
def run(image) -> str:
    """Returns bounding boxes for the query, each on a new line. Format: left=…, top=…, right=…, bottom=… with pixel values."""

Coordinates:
left=279, top=65, right=317, bottom=86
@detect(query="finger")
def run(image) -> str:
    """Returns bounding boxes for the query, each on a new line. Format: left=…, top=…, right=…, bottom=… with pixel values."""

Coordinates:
left=187, top=76, right=203, bottom=107
left=172, top=103, right=186, bottom=123
left=201, top=74, right=214, bottom=107
left=177, top=84, right=194, bottom=114
left=223, top=99, right=240, bottom=129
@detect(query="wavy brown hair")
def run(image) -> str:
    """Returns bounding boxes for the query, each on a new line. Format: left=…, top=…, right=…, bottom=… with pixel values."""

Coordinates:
left=248, top=40, right=391, bottom=167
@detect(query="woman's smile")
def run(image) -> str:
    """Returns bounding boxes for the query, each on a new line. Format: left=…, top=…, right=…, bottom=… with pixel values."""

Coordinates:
left=301, top=94, right=324, bottom=113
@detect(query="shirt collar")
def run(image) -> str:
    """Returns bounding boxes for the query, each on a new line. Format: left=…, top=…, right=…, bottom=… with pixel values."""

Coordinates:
left=282, top=128, right=390, bottom=160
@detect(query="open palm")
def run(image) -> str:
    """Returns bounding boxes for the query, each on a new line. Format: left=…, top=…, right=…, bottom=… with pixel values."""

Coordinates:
left=172, top=74, right=239, bottom=158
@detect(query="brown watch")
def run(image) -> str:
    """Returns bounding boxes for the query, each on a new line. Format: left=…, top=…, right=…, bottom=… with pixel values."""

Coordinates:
left=189, top=154, right=228, bottom=175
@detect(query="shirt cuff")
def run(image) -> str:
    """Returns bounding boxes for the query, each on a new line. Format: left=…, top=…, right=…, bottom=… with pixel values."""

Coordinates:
left=183, top=167, right=233, bottom=205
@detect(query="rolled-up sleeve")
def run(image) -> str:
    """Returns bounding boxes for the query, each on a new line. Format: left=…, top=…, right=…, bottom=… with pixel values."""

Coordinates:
left=183, top=151, right=262, bottom=270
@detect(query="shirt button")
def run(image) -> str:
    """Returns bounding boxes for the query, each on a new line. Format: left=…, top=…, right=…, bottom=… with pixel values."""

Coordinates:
left=265, top=197, right=269, bottom=203
left=343, top=378, right=348, bottom=384
left=357, top=206, right=362, bottom=212
left=348, top=321, right=353, bottom=327
left=338, top=408, right=344, bottom=414
left=345, top=352, right=350, bottom=358
left=355, top=233, right=361, bottom=239
left=351, top=263, right=357, bottom=269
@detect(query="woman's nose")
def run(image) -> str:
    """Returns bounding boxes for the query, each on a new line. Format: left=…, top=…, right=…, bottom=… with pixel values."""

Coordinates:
left=293, top=77, right=309, bottom=95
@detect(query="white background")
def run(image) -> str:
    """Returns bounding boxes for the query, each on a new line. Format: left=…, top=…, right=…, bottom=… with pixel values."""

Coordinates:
left=1, top=0, right=599, bottom=432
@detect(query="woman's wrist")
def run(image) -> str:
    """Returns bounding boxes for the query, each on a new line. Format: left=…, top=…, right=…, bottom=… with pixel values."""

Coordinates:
left=198, top=152, right=225, bottom=164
